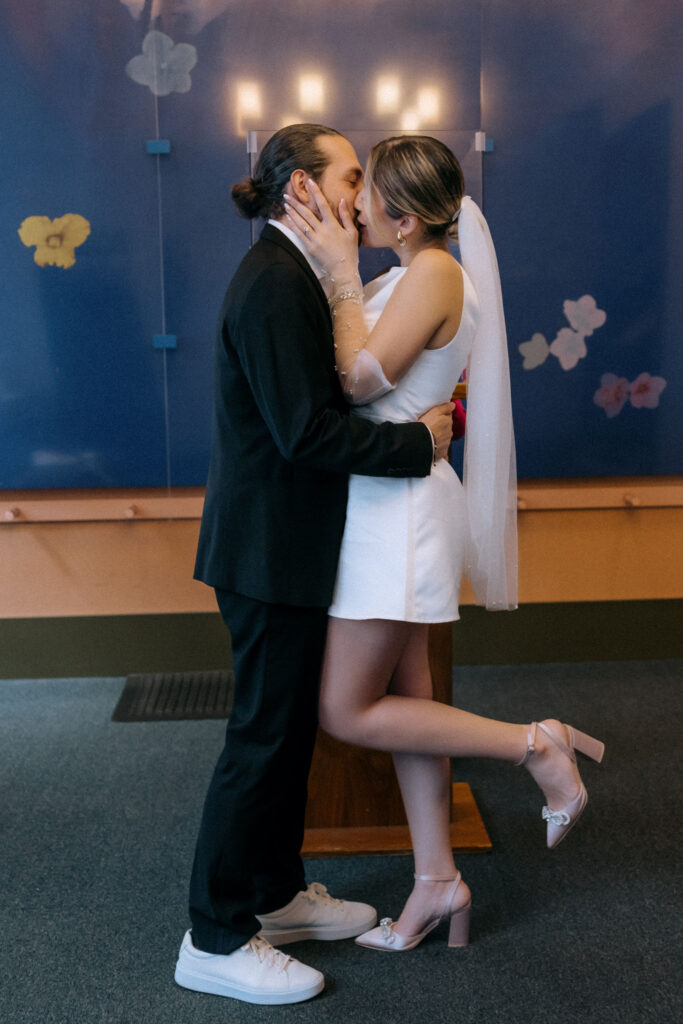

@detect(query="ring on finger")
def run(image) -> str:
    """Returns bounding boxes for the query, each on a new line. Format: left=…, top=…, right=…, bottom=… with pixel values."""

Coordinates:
left=303, top=225, right=310, bottom=235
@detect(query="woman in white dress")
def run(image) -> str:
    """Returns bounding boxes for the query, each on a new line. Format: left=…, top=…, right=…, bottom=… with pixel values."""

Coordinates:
left=284, top=136, right=603, bottom=952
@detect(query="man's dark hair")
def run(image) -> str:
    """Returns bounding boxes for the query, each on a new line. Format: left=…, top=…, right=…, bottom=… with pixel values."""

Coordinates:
left=231, top=123, right=342, bottom=220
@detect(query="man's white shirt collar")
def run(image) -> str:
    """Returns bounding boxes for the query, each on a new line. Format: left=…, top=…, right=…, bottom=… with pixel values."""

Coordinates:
left=268, top=218, right=330, bottom=289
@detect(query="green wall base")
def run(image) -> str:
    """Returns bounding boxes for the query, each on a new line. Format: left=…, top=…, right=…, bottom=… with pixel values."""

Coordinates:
left=0, top=601, right=681, bottom=680
left=0, top=613, right=232, bottom=680
left=453, top=600, right=683, bottom=664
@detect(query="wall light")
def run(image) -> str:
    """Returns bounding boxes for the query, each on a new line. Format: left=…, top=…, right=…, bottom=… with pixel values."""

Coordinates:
left=417, top=87, right=440, bottom=122
left=235, top=81, right=262, bottom=134
left=400, top=108, right=421, bottom=132
left=298, top=74, right=325, bottom=113
left=375, top=75, right=401, bottom=115
left=237, top=82, right=262, bottom=119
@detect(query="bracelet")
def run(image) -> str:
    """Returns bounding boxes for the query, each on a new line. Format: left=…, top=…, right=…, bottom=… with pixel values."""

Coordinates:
left=329, top=288, right=362, bottom=310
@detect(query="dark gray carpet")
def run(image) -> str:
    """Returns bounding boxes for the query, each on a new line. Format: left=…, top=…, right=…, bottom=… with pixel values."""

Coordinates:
left=0, top=661, right=681, bottom=1024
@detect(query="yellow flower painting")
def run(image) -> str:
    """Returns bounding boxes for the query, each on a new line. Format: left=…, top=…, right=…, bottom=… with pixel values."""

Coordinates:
left=18, top=214, right=91, bottom=268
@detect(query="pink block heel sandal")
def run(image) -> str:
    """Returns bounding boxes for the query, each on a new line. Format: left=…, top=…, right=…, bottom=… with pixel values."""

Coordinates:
left=517, top=721, right=605, bottom=849
left=354, top=872, right=471, bottom=952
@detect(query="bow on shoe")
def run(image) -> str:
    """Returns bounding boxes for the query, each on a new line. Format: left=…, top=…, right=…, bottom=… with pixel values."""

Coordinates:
left=379, top=918, right=396, bottom=944
left=542, top=805, right=571, bottom=827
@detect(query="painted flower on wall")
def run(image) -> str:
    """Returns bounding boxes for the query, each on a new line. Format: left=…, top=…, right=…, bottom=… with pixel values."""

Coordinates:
left=549, top=327, right=588, bottom=371
left=563, top=295, right=606, bottom=336
left=521, top=294, right=667, bottom=422
left=126, top=31, right=197, bottom=96
left=18, top=214, right=91, bottom=268
left=519, top=294, right=605, bottom=372
left=593, top=372, right=667, bottom=417
left=628, top=372, right=667, bottom=409
left=593, top=373, right=630, bottom=418
left=518, top=332, right=549, bottom=370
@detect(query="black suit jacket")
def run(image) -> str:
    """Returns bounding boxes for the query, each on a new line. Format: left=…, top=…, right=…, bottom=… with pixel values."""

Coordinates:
left=194, top=224, right=433, bottom=607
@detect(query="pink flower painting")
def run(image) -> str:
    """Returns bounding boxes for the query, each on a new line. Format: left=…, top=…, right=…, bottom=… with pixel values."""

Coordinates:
left=593, top=374, right=630, bottom=418
left=593, top=372, right=668, bottom=418
left=628, top=372, right=667, bottom=409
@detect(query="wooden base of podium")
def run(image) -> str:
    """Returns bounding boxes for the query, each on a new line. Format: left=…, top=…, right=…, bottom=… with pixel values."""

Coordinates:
left=302, top=781, right=491, bottom=857
left=302, top=623, right=492, bottom=858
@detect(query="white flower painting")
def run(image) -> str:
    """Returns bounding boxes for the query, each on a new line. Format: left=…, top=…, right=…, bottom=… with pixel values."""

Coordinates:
left=519, top=294, right=605, bottom=373
left=549, top=327, right=588, bottom=371
left=518, top=332, right=549, bottom=370
left=126, top=31, right=197, bottom=96
left=563, top=295, right=607, bottom=336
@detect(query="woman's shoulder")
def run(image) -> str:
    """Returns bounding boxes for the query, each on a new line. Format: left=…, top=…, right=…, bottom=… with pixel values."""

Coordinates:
left=405, top=248, right=463, bottom=289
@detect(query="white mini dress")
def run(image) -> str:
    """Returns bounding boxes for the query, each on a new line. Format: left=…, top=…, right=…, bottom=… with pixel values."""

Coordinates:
left=328, top=264, right=480, bottom=624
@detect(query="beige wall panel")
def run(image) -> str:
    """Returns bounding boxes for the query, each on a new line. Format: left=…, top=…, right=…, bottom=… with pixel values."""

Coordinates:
left=0, top=520, right=216, bottom=618
left=516, top=507, right=682, bottom=603
left=1, top=502, right=681, bottom=618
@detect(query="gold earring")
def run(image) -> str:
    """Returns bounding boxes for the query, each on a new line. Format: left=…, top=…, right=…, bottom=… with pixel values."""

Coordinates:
left=397, top=230, right=406, bottom=247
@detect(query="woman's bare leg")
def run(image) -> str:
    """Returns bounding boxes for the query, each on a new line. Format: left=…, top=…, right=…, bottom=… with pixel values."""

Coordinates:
left=320, top=617, right=527, bottom=760
left=320, top=617, right=588, bottom=935
left=320, top=617, right=584, bottom=834
left=388, top=626, right=469, bottom=933
left=321, top=620, right=468, bottom=935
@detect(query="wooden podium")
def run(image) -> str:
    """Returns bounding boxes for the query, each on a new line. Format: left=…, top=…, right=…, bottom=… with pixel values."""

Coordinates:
left=301, top=382, right=490, bottom=857
left=302, top=622, right=491, bottom=856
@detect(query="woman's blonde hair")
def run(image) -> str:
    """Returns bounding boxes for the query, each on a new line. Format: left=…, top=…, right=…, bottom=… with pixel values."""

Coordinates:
left=364, top=135, right=465, bottom=240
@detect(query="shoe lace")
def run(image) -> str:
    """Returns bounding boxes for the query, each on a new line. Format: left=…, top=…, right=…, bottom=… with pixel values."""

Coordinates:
left=242, top=934, right=292, bottom=973
left=303, top=882, right=344, bottom=907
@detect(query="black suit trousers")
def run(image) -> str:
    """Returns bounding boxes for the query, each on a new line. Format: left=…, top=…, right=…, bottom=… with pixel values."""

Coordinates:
left=188, top=589, right=329, bottom=954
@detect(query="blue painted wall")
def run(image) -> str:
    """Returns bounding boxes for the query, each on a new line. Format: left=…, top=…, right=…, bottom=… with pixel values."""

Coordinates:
left=483, top=1, right=681, bottom=477
left=0, top=0, right=680, bottom=488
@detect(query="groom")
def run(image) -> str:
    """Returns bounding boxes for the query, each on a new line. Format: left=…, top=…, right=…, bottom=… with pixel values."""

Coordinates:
left=175, top=123, right=454, bottom=1005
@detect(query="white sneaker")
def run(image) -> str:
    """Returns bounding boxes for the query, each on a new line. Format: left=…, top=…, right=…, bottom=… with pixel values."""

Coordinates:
left=174, top=930, right=324, bottom=1005
left=257, top=882, right=377, bottom=944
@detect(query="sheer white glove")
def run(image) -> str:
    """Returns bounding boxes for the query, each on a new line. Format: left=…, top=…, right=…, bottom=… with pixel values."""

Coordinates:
left=340, top=348, right=395, bottom=405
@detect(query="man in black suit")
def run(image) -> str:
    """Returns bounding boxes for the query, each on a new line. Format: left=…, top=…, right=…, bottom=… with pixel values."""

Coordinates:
left=174, top=124, right=454, bottom=1005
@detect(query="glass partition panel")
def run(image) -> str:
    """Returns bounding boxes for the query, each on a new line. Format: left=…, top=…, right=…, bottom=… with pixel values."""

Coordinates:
left=0, top=0, right=484, bottom=490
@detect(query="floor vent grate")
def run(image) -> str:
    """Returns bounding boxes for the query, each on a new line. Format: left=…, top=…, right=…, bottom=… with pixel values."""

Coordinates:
left=112, top=670, right=234, bottom=722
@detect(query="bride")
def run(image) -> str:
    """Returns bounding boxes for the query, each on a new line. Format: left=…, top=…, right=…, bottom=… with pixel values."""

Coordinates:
left=284, top=135, right=604, bottom=951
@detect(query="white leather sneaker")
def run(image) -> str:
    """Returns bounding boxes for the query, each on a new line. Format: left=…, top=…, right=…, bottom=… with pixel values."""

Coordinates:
left=257, top=882, right=377, bottom=944
left=174, top=930, right=324, bottom=1005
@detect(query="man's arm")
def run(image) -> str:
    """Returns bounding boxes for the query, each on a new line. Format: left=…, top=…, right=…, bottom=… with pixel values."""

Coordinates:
left=231, top=262, right=450, bottom=478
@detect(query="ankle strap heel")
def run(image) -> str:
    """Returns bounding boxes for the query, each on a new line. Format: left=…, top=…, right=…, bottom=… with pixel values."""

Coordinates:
left=355, top=872, right=470, bottom=953
left=567, top=726, right=605, bottom=763
left=413, top=874, right=459, bottom=882
left=447, top=901, right=471, bottom=948
left=515, top=722, right=537, bottom=767
left=524, top=720, right=605, bottom=849
left=414, top=873, right=470, bottom=949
